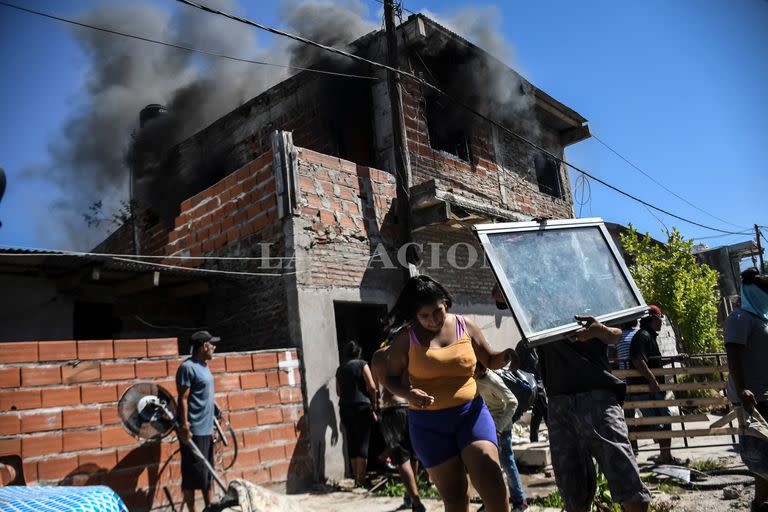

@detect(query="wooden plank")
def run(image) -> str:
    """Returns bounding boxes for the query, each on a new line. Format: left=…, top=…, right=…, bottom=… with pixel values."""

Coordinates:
left=629, top=427, right=738, bottom=440
left=613, top=365, right=728, bottom=378
left=623, top=397, right=727, bottom=409
left=710, top=410, right=738, bottom=428
left=625, top=414, right=709, bottom=426
left=626, top=381, right=726, bottom=394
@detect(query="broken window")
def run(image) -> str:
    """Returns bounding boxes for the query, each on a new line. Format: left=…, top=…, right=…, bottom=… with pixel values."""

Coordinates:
left=534, top=153, right=563, bottom=198
left=425, top=95, right=472, bottom=163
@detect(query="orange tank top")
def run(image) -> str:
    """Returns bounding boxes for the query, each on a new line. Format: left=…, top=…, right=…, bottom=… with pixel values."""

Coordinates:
left=407, top=315, right=477, bottom=410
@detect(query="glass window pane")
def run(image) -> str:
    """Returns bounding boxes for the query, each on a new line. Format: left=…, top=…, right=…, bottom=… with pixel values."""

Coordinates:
left=487, top=226, right=640, bottom=333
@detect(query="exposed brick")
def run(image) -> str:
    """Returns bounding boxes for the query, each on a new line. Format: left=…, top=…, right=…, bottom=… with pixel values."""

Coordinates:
left=36, top=454, right=79, bottom=482
left=225, top=354, right=253, bottom=372
left=80, top=384, right=117, bottom=404
left=20, top=365, right=62, bottom=386
left=229, top=411, right=259, bottom=430
left=269, top=461, right=291, bottom=482
left=214, top=374, right=241, bottom=392
left=38, top=341, right=77, bottom=362
left=0, top=389, right=42, bottom=411
left=22, top=433, right=63, bottom=458
left=254, top=390, right=281, bottom=407
left=100, top=405, right=119, bottom=426
left=0, top=342, right=38, bottom=363
left=0, top=414, right=20, bottom=435
left=20, top=411, right=62, bottom=433
left=146, top=338, right=178, bottom=357
left=41, top=386, right=79, bottom=407
left=251, top=352, right=278, bottom=370
left=226, top=391, right=255, bottom=411
left=78, top=450, right=117, bottom=470
left=235, top=448, right=261, bottom=469
left=135, top=360, right=167, bottom=378
left=208, top=358, right=226, bottom=373
left=61, top=362, right=101, bottom=384
left=270, top=423, right=298, bottom=441
left=63, top=408, right=102, bottom=429
left=64, top=429, right=102, bottom=452
left=22, top=460, right=37, bottom=482
left=166, top=359, right=182, bottom=377
left=278, top=369, right=299, bottom=386
left=113, top=339, right=147, bottom=359
left=77, top=340, right=113, bottom=360
left=101, top=426, right=136, bottom=448
left=0, top=367, right=20, bottom=388
left=257, top=408, right=283, bottom=425
left=240, top=372, right=267, bottom=389
left=279, top=388, right=303, bottom=404
left=259, top=445, right=284, bottom=463
left=242, top=467, right=270, bottom=485
left=265, top=372, right=280, bottom=388
left=100, top=362, right=135, bottom=381
left=0, top=438, right=21, bottom=457
left=242, top=428, right=271, bottom=447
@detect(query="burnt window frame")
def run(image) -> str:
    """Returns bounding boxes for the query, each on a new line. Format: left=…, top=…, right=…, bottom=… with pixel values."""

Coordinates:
left=424, top=94, right=473, bottom=163
left=534, top=153, right=563, bottom=199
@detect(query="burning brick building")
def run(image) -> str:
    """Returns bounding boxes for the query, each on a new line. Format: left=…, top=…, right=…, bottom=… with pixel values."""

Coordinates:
left=1, top=14, right=590, bottom=484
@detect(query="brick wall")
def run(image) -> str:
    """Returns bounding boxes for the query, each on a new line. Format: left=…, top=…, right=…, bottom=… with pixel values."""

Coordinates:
left=95, top=211, right=170, bottom=257
left=0, top=338, right=309, bottom=511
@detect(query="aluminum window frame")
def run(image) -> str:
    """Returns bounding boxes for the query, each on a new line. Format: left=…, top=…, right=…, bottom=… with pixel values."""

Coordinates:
left=474, top=217, right=647, bottom=347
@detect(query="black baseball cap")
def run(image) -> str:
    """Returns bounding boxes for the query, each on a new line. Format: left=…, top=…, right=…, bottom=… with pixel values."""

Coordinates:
left=190, top=331, right=220, bottom=346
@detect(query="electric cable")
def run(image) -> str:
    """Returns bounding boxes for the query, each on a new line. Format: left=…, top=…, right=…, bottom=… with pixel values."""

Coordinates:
left=175, top=0, right=747, bottom=236
left=0, top=1, right=379, bottom=81
left=0, top=246, right=298, bottom=260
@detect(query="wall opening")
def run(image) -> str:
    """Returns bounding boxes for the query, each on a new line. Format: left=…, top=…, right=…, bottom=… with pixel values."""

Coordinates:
left=534, top=153, right=563, bottom=198
left=333, top=301, right=388, bottom=362
left=425, top=95, right=472, bottom=162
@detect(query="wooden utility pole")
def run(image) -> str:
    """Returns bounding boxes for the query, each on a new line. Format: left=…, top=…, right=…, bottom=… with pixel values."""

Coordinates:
left=756, top=224, right=765, bottom=272
left=384, top=0, right=416, bottom=276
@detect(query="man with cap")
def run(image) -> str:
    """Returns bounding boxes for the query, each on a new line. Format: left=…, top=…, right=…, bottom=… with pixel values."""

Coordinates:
left=725, top=268, right=768, bottom=512
left=628, top=306, right=687, bottom=465
left=176, top=330, right=219, bottom=512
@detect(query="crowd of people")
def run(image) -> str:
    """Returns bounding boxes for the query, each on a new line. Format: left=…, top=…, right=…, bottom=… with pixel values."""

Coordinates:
left=332, top=269, right=768, bottom=512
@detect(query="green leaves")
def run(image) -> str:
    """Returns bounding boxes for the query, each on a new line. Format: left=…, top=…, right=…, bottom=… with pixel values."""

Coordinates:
left=620, top=226, right=721, bottom=354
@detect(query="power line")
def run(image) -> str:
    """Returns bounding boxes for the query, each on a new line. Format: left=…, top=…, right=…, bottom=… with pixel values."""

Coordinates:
left=0, top=1, right=378, bottom=81
left=0, top=246, right=298, bottom=260
left=591, top=133, right=747, bottom=231
left=175, top=0, right=746, bottom=236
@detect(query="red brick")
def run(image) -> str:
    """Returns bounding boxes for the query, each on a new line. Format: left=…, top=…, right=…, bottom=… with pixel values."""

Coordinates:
left=77, top=340, right=113, bottom=360
left=100, top=405, right=119, bottom=425
left=235, top=448, right=261, bottom=469
left=63, top=408, right=102, bottom=429
left=0, top=367, right=20, bottom=388
left=38, top=341, right=77, bottom=362
left=100, top=362, right=135, bottom=381
left=229, top=411, right=259, bottom=430
left=254, top=390, right=281, bottom=406
left=265, top=372, right=280, bottom=388
left=37, top=387, right=77, bottom=414
left=242, top=467, right=270, bottom=485
left=251, top=352, right=278, bottom=370
left=79, top=450, right=117, bottom=470
left=214, top=374, right=241, bottom=392
left=146, top=338, right=178, bottom=357
left=20, top=365, right=62, bottom=386
left=135, top=360, right=167, bottom=378
left=0, top=438, right=20, bottom=457
left=22, top=433, right=62, bottom=457
left=0, top=389, right=42, bottom=411
left=242, top=429, right=271, bottom=447
left=257, top=408, right=283, bottom=425
left=36, top=454, right=79, bottom=482
left=281, top=406, right=303, bottom=423
left=101, top=426, right=136, bottom=448
left=259, top=444, right=284, bottom=463
left=22, top=461, right=37, bottom=483
left=270, top=424, right=298, bottom=442
left=269, top=461, right=291, bottom=481
left=279, top=369, right=299, bottom=386
left=227, top=392, right=255, bottom=411
left=0, top=342, right=38, bottom=363
left=113, top=339, right=147, bottom=359
left=225, top=354, right=253, bottom=372
left=240, top=372, right=267, bottom=389
left=80, top=384, right=117, bottom=404
left=20, top=411, right=62, bottom=433
left=0, top=414, right=20, bottom=435
left=166, top=359, right=182, bottom=377
left=208, top=358, right=226, bottom=373
left=64, top=429, right=102, bottom=452
left=279, top=388, right=303, bottom=404
left=278, top=350, right=298, bottom=362
left=61, top=362, right=101, bottom=384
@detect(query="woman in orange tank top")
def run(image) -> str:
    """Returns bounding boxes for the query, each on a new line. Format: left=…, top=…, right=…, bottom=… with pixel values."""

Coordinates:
left=383, top=276, right=519, bottom=512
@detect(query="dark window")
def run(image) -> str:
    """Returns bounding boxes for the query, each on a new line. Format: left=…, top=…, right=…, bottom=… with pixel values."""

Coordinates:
left=534, top=154, right=563, bottom=198
left=425, top=96, right=472, bottom=163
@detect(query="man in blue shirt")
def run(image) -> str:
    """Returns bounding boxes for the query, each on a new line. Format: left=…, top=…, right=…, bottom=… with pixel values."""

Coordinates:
left=176, top=330, right=218, bottom=512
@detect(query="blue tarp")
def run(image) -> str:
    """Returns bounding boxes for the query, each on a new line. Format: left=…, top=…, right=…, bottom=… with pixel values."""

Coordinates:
left=0, top=486, right=128, bottom=512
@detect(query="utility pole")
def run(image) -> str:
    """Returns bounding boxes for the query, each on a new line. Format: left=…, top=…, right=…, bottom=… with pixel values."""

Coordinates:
left=756, top=224, right=765, bottom=272
left=384, top=0, right=417, bottom=277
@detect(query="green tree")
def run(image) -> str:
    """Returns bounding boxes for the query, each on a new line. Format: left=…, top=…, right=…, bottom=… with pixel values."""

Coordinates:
left=620, top=226, right=721, bottom=354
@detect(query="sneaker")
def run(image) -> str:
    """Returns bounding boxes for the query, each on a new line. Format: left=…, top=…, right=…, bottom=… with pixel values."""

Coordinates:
left=411, top=503, right=426, bottom=512
left=403, top=494, right=412, bottom=508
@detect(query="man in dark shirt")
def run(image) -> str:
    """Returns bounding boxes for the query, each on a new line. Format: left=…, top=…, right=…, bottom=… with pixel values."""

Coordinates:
left=537, top=316, right=651, bottom=512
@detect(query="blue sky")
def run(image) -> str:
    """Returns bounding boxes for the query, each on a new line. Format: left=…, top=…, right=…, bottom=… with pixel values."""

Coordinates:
left=0, top=0, right=766, bottom=252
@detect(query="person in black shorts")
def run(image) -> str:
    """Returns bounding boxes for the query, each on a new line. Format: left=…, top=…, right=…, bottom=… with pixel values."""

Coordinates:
left=336, top=341, right=377, bottom=486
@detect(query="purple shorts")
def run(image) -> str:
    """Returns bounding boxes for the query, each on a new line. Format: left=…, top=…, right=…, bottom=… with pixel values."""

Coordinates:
left=408, top=395, right=497, bottom=468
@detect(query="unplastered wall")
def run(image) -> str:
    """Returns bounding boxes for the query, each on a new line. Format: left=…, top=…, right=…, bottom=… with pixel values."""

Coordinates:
left=0, top=339, right=309, bottom=511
